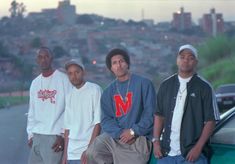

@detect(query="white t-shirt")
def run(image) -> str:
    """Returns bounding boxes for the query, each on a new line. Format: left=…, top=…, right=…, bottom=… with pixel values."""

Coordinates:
left=27, top=70, right=72, bottom=139
left=169, top=75, right=192, bottom=156
left=64, top=82, right=102, bottom=160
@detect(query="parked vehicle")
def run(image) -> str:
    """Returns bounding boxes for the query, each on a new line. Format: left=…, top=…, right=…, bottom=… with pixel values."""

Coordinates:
left=210, top=106, right=235, bottom=164
left=216, top=84, right=235, bottom=111
left=148, top=107, right=235, bottom=164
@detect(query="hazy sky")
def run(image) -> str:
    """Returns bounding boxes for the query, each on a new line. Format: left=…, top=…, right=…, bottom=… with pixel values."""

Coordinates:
left=1, top=0, right=235, bottom=23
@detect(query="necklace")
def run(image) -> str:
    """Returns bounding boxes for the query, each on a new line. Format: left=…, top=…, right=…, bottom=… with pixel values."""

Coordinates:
left=178, top=87, right=186, bottom=100
left=115, top=74, right=131, bottom=101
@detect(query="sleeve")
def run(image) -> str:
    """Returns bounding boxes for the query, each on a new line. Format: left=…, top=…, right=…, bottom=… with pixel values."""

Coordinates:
left=101, top=89, right=123, bottom=139
left=26, top=83, right=35, bottom=140
left=63, top=74, right=73, bottom=95
left=203, top=86, right=220, bottom=121
left=155, top=83, right=164, bottom=117
left=93, top=86, right=102, bottom=125
left=60, top=74, right=73, bottom=134
left=64, top=95, right=71, bottom=130
left=132, top=80, right=157, bottom=136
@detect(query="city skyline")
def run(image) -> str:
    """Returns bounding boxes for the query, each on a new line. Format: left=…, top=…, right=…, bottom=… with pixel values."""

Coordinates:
left=1, top=0, right=235, bottom=24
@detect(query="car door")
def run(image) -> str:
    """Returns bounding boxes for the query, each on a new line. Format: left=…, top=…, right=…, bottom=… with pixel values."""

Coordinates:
left=210, top=111, right=235, bottom=164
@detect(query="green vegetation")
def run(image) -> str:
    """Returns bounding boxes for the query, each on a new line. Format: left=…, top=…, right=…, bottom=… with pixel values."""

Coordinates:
left=198, top=35, right=235, bottom=89
left=0, top=96, right=28, bottom=109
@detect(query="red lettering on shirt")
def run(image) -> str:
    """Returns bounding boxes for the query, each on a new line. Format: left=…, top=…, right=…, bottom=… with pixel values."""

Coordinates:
left=38, top=89, right=57, bottom=104
left=114, top=92, right=132, bottom=117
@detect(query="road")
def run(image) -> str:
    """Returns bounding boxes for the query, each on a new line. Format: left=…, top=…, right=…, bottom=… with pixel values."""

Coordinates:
left=0, top=104, right=30, bottom=164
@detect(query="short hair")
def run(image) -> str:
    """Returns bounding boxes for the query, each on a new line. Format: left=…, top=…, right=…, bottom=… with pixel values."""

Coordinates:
left=37, top=46, right=54, bottom=57
left=106, top=48, right=130, bottom=70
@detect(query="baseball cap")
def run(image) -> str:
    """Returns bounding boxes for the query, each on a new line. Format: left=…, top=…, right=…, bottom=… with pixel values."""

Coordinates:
left=178, top=44, right=198, bottom=59
left=65, top=59, right=85, bottom=70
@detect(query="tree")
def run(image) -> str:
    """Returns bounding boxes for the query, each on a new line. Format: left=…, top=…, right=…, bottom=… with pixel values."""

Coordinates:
left=53, top=46, right=66, bottom=58
left=9, top=1, right=26, bottom=18
left=17, top=2, right=26, bottom=18
left=76, top=15, right=94, bottom=25
left=9, top=0, right=18, bottom=18
left=30, top=37, right=42, bottom=48
left=0, top=42, right=10, bottom=57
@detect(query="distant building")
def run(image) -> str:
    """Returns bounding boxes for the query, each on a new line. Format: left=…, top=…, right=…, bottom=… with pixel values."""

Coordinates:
left=172, top=7, right=192, bottom=31
left=199, top=8, right=224, bottom=36
left=28, top=0, right=76, bottom=25
left=57, top=0, right=76, bottom=25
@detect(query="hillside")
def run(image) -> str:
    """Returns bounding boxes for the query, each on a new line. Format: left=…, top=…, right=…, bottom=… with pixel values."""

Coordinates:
left=198, top=35, right=235, bottom=89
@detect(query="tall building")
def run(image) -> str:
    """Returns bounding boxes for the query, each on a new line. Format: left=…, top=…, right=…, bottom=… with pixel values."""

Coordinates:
left=57, top=0, right=76, bottom=25
left=28, top=0, right=76, bottom=25
left=172, top=7, right=192, bottom=31
left=200, top=8, right=224, bottom=36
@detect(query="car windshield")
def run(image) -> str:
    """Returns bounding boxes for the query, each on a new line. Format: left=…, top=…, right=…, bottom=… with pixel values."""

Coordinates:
left=216, top=85, right=235, bottom=94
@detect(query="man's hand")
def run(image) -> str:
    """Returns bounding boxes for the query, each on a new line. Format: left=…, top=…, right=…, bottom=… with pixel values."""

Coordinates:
left=186, top=145, right=202, bottom=162
left=52, top=135, right=64, bottom=152
left=119, top=129, right=134, bottom=143
left=126, top=137, right=136, bottom=145
left=28, top=137, right=33, bottom=148
left=153, top=141, right=163, bottom=159
left=81, top=150, right=87, bottom=164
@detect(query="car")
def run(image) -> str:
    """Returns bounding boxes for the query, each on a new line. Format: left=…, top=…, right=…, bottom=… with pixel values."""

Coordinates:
left=216, top=84, right=235, bottom=111
left=210, top=106, right=235, bottom=164
left=148, top=107, right=235, bottom=164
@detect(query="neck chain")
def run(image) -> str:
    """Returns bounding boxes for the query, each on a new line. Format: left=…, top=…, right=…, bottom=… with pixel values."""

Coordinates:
left=115, top=74, right=131, bottom=101
left=178, top=87, right=186, bottom=100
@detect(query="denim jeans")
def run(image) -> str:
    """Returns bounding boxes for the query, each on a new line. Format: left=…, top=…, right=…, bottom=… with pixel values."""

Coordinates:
left=158, top=154, right=208, bottom=164
left=68, top=160, right=81, bottom=164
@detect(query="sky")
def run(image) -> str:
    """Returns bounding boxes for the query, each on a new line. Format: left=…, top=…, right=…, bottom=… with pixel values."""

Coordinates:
left=1, top=0, right=235, bottom=24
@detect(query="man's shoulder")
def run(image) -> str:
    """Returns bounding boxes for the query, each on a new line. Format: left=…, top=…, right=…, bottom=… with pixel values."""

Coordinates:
left=31, top=74, right=42, bottom=84
left=192, top=74, right=212, bottom=89
left=54, top=69, right=67, bottom=78
left=131, top=74, right=152, bottom=84
left=86, top=82, right=102, bottom=90
left=160, top=73, right=177, bottom=86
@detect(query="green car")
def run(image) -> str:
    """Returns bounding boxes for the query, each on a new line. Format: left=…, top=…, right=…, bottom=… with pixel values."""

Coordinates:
left=148, top=107, right=235, bottom=164
left=210, top=107, right=235, bottom=164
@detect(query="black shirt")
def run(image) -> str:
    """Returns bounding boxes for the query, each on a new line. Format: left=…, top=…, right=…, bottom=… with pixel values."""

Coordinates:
left=155, top=73, right=220, bottom=158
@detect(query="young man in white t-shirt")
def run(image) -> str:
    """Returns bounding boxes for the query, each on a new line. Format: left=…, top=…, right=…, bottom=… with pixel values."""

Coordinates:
left=27, top=47, right=72, bottom=164
left=62, top=59, right=102, bottom=164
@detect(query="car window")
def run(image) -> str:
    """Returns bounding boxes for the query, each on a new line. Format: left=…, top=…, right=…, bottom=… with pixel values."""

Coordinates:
left=216, top=85, right=235, bottom=93
left=211, top=115, right=235, bottom=145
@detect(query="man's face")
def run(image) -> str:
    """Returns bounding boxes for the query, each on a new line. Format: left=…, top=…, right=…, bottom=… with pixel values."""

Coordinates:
left=37, top=50, right=53, bottom=71
left=66, top=64, right=84, bottom=88
left=110, top=55, right=129, bottom=78
left=177, top=49, right=198, bottom=74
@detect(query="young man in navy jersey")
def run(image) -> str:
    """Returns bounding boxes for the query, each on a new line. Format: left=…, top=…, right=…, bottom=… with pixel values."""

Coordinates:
left=87, top=48, right=157, bottom=164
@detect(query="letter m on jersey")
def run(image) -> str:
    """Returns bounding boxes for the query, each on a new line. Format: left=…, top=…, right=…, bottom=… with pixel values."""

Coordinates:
left=114, top=92, right=132, bottom=117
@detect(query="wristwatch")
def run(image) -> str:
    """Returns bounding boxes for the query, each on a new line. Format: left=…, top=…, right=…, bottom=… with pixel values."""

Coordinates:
left=130, top=128, right=135, bottom=136
left=151, top=137, right=160, bottom=143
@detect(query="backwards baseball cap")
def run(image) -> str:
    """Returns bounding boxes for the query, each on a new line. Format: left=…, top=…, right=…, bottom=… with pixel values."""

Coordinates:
left=65, top=59, right=85, bottom=70
left=178, top=44, right=198, bottom=59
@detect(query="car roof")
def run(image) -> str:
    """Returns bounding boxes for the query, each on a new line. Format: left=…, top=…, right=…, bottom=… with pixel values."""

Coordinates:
left=214, top=107, right=235, bottom=133
left=217, top=84, right=235, bottom=88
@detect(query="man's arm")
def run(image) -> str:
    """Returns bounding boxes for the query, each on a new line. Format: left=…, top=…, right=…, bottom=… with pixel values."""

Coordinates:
left=62, top=129, right=69, bottom=164
left=27, top=84, right=35, bottom=146
left=153, top=115, right=164, bottom=159
left=88, top=123, right=101, bottom=146
left=81, top=124, right=101, bottom=164
left=101, top=91, right=123, bottom=139
left=186, top=121, right=215, bottom=162
left=131, top=81, right=156, bottom=136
